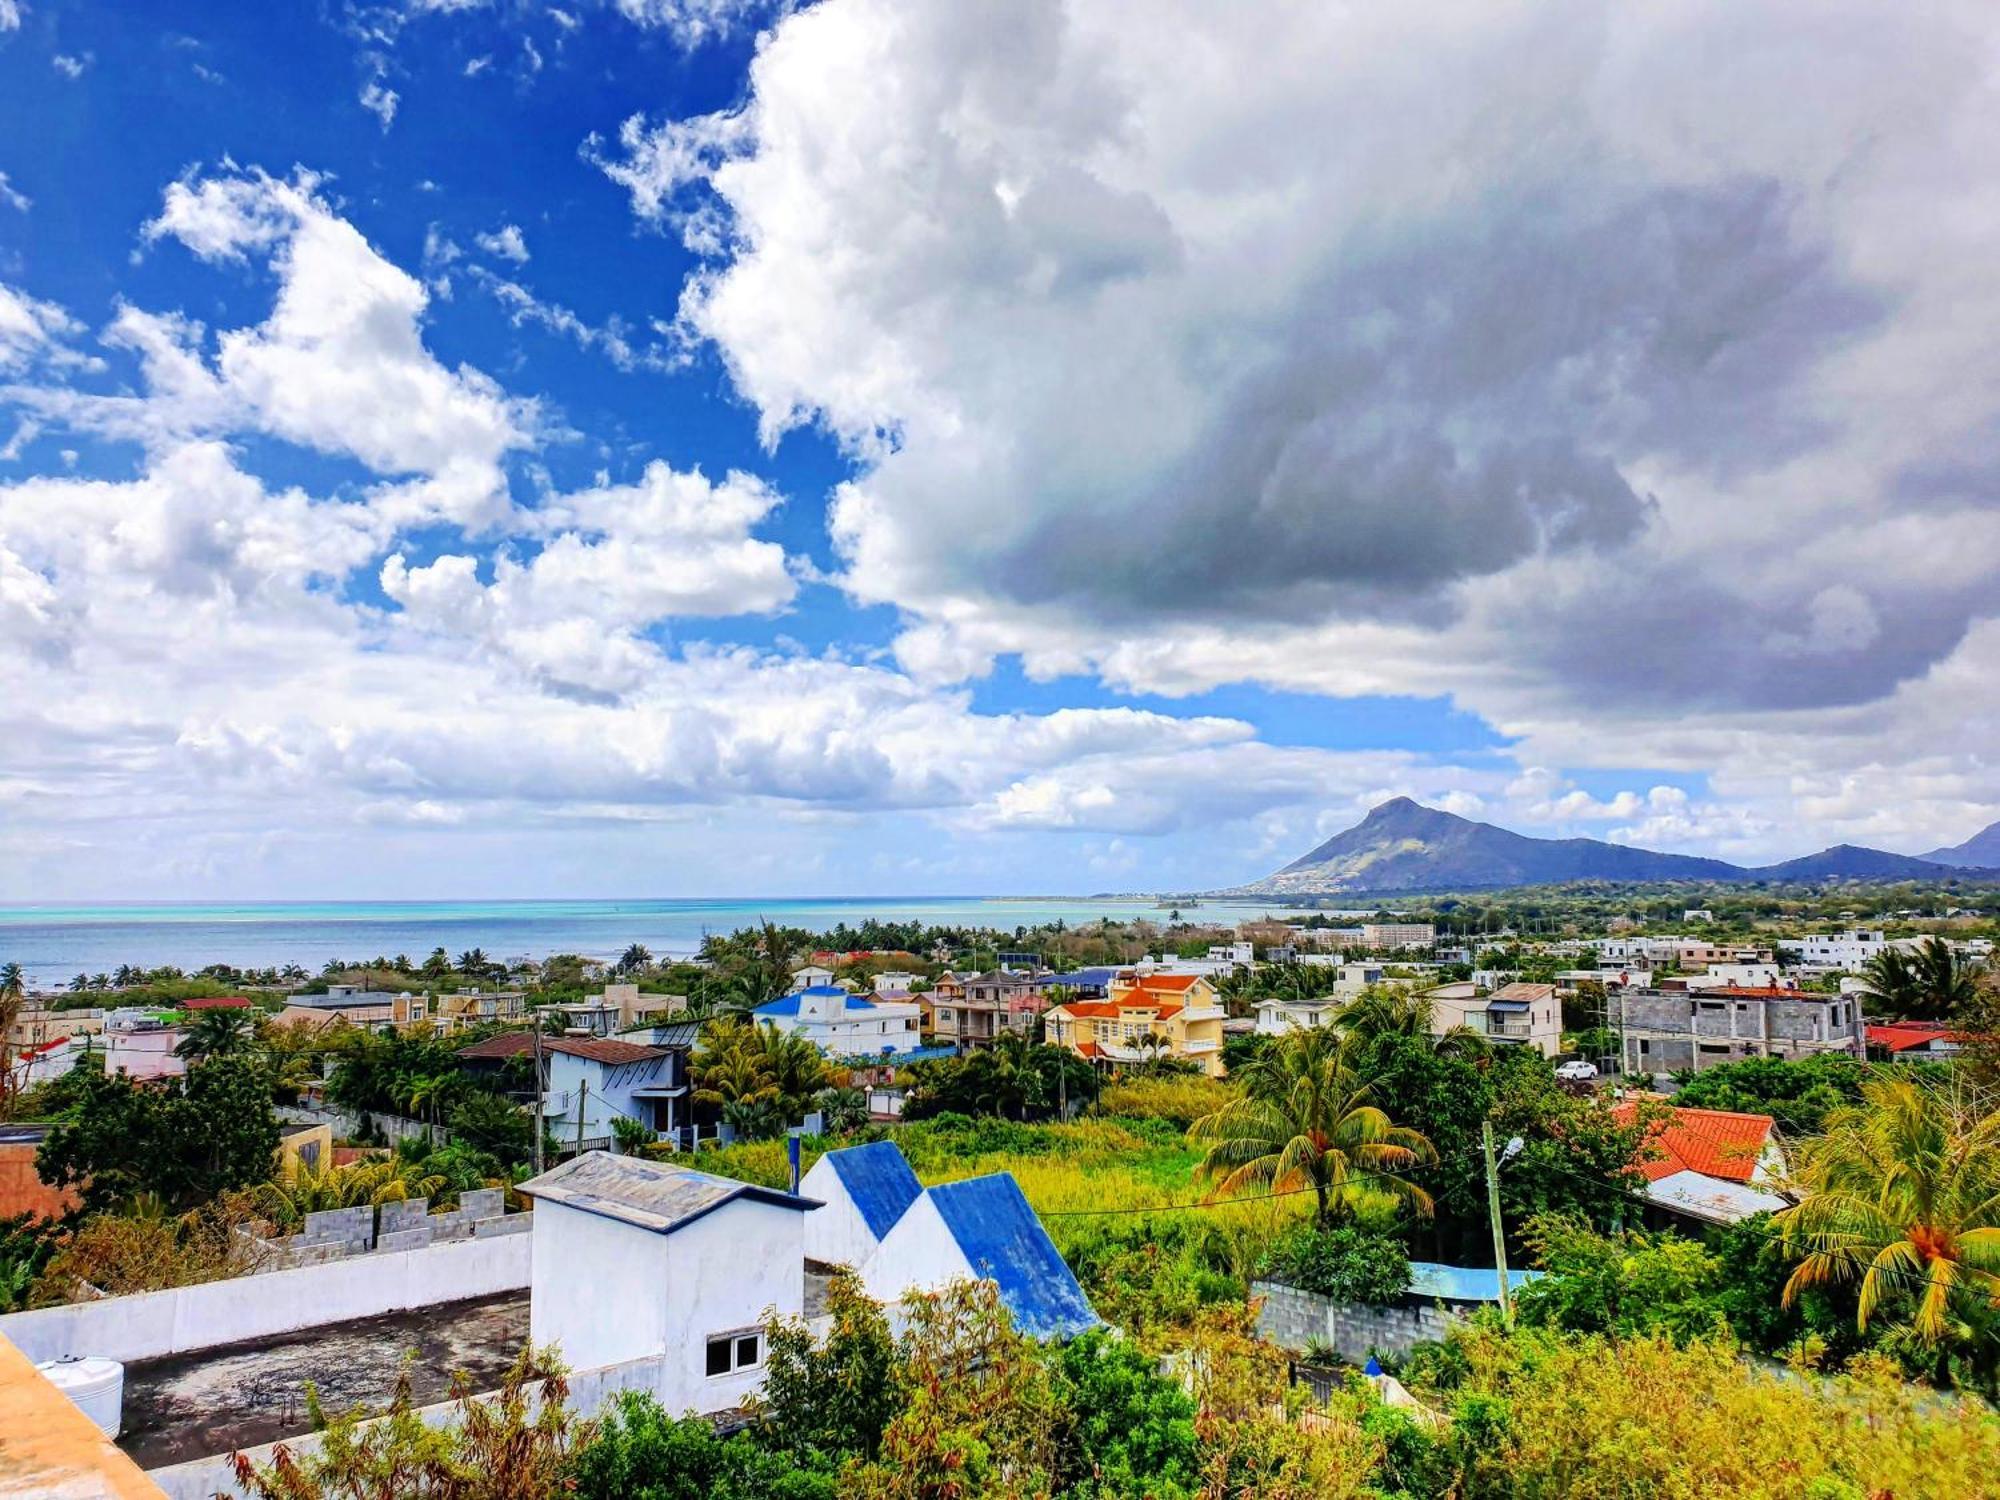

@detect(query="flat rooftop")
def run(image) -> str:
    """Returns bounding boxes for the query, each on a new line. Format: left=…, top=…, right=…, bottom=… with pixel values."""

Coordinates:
left=119, top=1290, right=528, bottom=1471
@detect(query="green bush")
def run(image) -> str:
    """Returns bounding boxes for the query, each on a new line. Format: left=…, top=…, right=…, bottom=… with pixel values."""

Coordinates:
left=1051, top=1329, right=1199, bottom=1498
left=1256, top=1224, right=1410, bottom=1305
left=570, top=1391, right=838, bottom=1500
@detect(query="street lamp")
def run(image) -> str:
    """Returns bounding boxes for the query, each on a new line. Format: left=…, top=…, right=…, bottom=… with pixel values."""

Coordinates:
left=1482, top=1122, right=1525, bottom=1327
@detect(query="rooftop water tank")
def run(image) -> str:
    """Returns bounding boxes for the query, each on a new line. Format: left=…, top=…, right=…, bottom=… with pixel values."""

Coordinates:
left=36, top=1354, right=124, bottom=1437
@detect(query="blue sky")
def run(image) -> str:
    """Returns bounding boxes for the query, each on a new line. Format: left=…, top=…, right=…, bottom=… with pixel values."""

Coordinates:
left=0, top=0, right=1994, bottom=899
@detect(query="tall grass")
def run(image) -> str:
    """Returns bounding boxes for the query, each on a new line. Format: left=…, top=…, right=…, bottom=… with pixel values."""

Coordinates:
left=686, top=1110, right=1306, bottom=1341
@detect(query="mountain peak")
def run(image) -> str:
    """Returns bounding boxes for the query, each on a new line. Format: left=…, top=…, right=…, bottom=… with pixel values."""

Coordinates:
left=1240, top=799, right=1949, bottom=896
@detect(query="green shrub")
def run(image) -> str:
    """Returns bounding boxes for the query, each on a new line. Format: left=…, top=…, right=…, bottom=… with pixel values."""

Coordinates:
left=1051, top=1329, right=1199, bottom=1498
left=1256, top=1225, right=1410, bottom=1306
left=570, top=1391, right=838, bottom=1500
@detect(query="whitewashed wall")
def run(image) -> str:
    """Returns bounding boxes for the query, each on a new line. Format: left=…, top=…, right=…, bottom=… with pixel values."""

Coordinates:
left=0, top=1231, right=530, bottom=1365
left=661, top=1197, right=804, bottom=1416
left=798, top=1155, right=874, bottom=1268
left=527, top=1198, right=668, bottom=1373
left=856, top=1192, right=971, bottom=1316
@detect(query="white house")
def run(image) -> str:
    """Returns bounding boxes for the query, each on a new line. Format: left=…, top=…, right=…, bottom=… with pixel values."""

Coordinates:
left=1793, top=930, right=1889, bottom=970
left=753, top=986, right=923, bottom=1058
left=543, top=1034, right=690, bottom=1149
left=857, top=1172, right=1100, bottom=1339
left=871, top=971, right=924, bottom=997
left=789, top=965, right=837, bottom=992
left=799, top=1139, right=925, bottom=1269
left=1254, top=996, right=1343, bottom=1036
left=518, top=1152, right=820, bottom=1413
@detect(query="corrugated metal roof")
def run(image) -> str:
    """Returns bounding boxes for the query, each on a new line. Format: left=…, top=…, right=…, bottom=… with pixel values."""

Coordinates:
left=927, top=1174, right=1100, bottom=1339
left=543, top=1037, right=666, bottom=1066
left=518, top=1151, right=818, bottom=1234
left=824, top=1141, right=923, bottom=1240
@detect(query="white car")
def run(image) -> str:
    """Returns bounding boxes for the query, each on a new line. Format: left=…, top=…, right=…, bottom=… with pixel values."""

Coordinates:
left=1555, top=1059, right=1600, bottom=1082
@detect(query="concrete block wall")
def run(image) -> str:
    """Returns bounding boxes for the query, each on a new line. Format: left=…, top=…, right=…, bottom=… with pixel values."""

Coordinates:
left=264, top=1191, right=515, bottom=1266
left=1252, top=1280, right=1458, bottom=1363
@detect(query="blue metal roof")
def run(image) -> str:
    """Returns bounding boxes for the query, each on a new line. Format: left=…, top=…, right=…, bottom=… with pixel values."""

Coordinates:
left=828, top=1044, right=957, bottom=1063
left=824, top=1141, right=924, bottom=1240
left=756, top=986, right=878, bottom=1019
left=927, top=1174, right=1100, bottom=1339
left=1407, top=1261, right=1540, bottom=1303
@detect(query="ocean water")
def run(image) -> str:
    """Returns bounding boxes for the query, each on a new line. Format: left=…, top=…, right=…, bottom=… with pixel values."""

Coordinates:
left=0, top=896, right=1297, bottom=989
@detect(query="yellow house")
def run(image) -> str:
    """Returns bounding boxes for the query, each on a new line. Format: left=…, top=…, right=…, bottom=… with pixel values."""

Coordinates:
left=1043, top=972, right=1228, bottom=1077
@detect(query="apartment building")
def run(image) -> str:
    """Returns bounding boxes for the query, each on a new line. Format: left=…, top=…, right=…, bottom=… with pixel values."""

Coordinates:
left=1044, top=972, right=1227, bottom=1077
left=1614, top=984, right=1865, bottom=1074
left=1791, top=930, right=1891, bottom=970
left=1425, top=981, right=1563, bottom=1058
left=930, top=969, right=1055, bottom=1050
left=1362, top=922, right=1435, bottom=951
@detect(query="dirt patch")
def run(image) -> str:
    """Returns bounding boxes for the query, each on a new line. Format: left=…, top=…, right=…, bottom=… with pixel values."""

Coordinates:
left=119, top=1289, right=529, bottom=1470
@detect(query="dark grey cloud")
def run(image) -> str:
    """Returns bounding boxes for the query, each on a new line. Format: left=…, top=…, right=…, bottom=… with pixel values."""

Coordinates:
left=992, top=175, right=1882, bottom=626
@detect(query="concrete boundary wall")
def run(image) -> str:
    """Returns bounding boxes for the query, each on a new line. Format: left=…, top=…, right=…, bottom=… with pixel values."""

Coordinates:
left=145, top=1351, right=665, bottom=1500
left=1252, top=1279, right=1461, bottom=1363
left=0, top=1230, right=531, bottom=1365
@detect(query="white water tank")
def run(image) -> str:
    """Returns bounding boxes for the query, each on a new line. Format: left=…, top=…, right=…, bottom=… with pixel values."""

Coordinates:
left=36, top=1355, right=124, bottom=1437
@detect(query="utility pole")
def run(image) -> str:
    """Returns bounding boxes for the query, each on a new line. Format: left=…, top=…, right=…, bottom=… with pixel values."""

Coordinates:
left=576, top=1077, right=589, bottom=1157
left=1482, top=1120, right=1514, bottom=1329
left=531, top=1022, right=545, bottom=1175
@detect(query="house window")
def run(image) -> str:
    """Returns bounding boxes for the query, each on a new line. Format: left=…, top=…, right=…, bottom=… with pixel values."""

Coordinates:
left=706, top=1330, right=762, bottom=1377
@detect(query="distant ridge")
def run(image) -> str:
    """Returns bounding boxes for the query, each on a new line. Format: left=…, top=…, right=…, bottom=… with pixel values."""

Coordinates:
left=1232, top=797, right=1990, bottom=896
left=1924, top=817, right=2000, bottom=870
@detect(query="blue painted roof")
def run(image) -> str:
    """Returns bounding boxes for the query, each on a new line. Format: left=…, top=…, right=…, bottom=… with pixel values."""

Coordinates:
left=1407, top=1261, right=1540, bottom=1303
left=828, top=1044, right=957, bottom=1063
left=756, top=986, right=878, bottom=1019
left=927, top=1174, right=1100, bottom=1339
left=824, top=1141, right=924, bottom=1240
left=1058, top=967, right=1119, bottom=991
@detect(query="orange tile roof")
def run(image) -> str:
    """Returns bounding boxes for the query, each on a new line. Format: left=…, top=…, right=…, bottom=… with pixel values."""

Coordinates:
left=1053, top=996, right=1183, bottom=1022
left=1123, top=973, right=1202, bottom=993
left=1866, top=1022, right=1975, bottom=1053
left=1612, top=1102, right=1775, bottom=1184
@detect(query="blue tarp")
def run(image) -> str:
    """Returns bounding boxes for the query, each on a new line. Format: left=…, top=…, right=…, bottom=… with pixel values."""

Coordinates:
left=824, top=1141, right=924, bottom=1240
left=1407, top=1261, right=1540, bottom=1303
left=927, top=1174, right=1101, bottom=1339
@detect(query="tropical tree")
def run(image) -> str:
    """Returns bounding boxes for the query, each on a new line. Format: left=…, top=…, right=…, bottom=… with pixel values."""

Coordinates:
left=1859, top=938, right=1984, bottom=1022
left=1188, top=1026, right=1435, bottom=1229
left=174, top=1006, right=259, bottom=1061
left=69, top=974, right=89, bottom=994
left=0, top=961, right=24, bottom=1103
left=1777, top=1075, right=2000, bottom=1344
left=456, top=948, right=490, bottom=978
left=1334, top=985, right=1479, bottom=1056
left=255, top=1157, right=450, bottom=1229
left=616, top=944, right=653, bottom=977
left=813, top=1086, right=870, bottom=1135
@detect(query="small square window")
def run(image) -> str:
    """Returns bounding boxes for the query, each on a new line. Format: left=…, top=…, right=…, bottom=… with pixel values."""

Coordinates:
left=707, top=1330, right=761, bottom=1378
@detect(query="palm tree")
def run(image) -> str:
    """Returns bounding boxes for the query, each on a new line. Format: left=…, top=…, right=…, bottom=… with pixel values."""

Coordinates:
left=1777, top=1075, right=2000, bottom=1343
left=90, top=973, right=110, bottom=992
left=617, top=944, right=653, bottom=978
left=1335, top=985, right=1479, bottom=1056
left=1188, top=1027, right=1435, bottom=1229
left=457, top=949, right=489, bottom=978
left=174, top=1006, right=258, bottom=1061
left=69, top=974, right=90, bottom=994
left=691, top=1018, right=780, bottom=1111
left=0, top=962, right=23, bottom=1103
